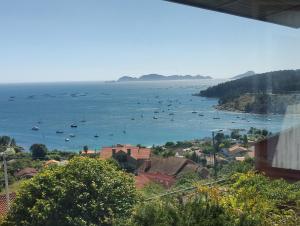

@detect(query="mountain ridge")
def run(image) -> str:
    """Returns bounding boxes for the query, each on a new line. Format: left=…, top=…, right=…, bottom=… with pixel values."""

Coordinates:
left=198, top=69, right=300, bottom=114
left=117, top=74, right=212, bottom=82
left=231, top=71, right=255, bottom=80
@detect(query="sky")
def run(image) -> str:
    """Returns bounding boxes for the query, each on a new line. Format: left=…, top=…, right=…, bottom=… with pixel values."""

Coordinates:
left=0, top=0, right=299, bottom=83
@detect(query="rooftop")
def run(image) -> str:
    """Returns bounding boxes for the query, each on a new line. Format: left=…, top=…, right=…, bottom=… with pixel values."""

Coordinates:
left=99, top=144, right=151, bottom=160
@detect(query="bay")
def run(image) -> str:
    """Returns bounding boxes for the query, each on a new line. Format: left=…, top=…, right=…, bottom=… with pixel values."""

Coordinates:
left=0, top=80, right=297, bottom=151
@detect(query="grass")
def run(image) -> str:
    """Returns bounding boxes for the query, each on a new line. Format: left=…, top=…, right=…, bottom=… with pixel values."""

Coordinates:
left=0, top=180, right=24, bottom=195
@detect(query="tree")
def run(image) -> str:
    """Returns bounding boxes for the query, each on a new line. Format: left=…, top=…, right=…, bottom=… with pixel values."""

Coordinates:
left=10, top=138, right=16, bottom=147
left=243, top=134, right=248, bottom=147
left=230, top=130, right=241, bottom=140
left=261, top=129, right=269, bottom=137
left=203, top=146, right=215, bottom=155
left=0, top=136, right=11, bottom=146
left=165, top=141, right=175, bottom=147
left=214, top=133, right=225, bottom=151
left=83, top=145, right=89, bottom=154
left=4, top=157, right=137, bottom=226
left=29, top=144, right=48, bottom=159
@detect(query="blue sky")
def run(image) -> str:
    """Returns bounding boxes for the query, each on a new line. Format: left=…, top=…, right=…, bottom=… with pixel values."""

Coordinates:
left=0, top=0, right=299, bottom=83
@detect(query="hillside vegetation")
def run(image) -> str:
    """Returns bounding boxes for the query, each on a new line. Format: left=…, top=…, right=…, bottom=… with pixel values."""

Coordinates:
left=199, top=70, right=300, bottom=114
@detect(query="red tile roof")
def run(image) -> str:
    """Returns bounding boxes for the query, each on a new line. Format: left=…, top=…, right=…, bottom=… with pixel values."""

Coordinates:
left=135, top=174, right=152, bottom=189
left=143, top=156, right=195, bottom=176
left=14, top=167, right=38, bottom=178
left=136, top=172, right=176, bottom=189
left=99, top=145, right=151, bottom=160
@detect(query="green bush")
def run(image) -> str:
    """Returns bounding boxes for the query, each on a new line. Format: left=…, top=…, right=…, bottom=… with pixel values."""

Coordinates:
left=3, top=157, right=137, bottom=226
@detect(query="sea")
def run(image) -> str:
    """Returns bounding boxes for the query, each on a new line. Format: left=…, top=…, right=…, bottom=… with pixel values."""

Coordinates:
left=0, top=79, right=298, bottom=152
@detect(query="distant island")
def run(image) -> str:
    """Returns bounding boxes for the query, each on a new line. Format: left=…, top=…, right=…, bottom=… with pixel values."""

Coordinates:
left=117, top=74, right=212, bottom=82
left=198, top=69, right=300, bottom=114
left=231, top=71, right=255, bottom=80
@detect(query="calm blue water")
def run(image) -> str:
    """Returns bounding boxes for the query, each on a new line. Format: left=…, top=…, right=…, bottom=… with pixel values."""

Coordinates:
left=0, top=80, right=297, bottom=151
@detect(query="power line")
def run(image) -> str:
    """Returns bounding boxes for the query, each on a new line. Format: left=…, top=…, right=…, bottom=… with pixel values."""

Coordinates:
left=145, top=178, right=227, bottom=201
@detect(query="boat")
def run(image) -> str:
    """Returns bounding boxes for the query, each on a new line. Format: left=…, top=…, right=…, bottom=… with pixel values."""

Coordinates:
left=94, top=134, right=99, bottom=138
left=32, top=126, right=39, bottom=131
left=267, top=118, right=271, bottom=121
left=169, top=113, right=175, bottom=116
left=153, top=116, right=158, bottom=120
left=69, top=134, right=76, bottom=138
left=213, top=111, right=220, bottom=120
left=65, top=138, right=70, bottom=142
left=198, top=114, right=204, bottom=116
left=56, top=130, right=64, bottom=134
left=154, top=111, right=159, bottom=113
left=131, top=118, right=135, bottom=120
left=80, top=120, right=86, bottom=123
left=123, top=130, right=126, bottom=134
left=192, top=111, right=197, bottom=114
left=70, top=123, right=78, bottom=128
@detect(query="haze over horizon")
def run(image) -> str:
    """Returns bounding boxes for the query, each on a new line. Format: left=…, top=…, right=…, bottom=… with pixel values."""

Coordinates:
left=1, top=0, right=299, bottom=83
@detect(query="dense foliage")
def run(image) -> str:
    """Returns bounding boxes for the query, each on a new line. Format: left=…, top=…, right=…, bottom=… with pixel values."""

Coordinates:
left=116, top=172, right=300, bottom=226
left=30, top=143, right=48, bottom=159
left=199, top=70, right=300, bottom=113
left=152, top=141, right=193, bottom=157
left=199, top=70, right=300, bottom=101
left=0, top=136, right=21, bottom=153
left=3, top=157, right=137, bottom=226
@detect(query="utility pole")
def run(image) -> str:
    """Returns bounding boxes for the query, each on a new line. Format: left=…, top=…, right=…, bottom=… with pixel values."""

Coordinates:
left=1, top=146, right=15, bottom=211
left=211, top=131, right=217, bottom=179
left=211, top=129, right=224, bottom=179
left=3, top=154, right=10, bottom=209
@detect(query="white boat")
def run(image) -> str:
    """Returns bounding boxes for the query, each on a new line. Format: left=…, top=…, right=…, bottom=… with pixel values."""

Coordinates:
left=65, top=138, right=70, bottom=142
left=32, top=126, right=39, bottom=131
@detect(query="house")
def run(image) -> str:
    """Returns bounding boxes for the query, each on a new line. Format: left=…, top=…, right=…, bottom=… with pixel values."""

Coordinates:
left=135, top=172, right=175, bottom=189
left=222, top=144, right=248, bottom=157
left=44, top=159, right=60, bottom=166
left=44, top=160, right=69, bottom=167
left=255, top=126, right=300, bottom=181
left=136, top=156, right=209, bottom=188
left=81, top=150, right=97, bottom=155
left=99, top=144, right=151, bottom=171
left=235, top=156, right=246, bottom=161
left=205, top=155, right=228, bottom=166
left=228, top=144, right=248, bottom=155
left=14, top=167, right=38, bottom=179
left=139, top=156, right=209, bottom=179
